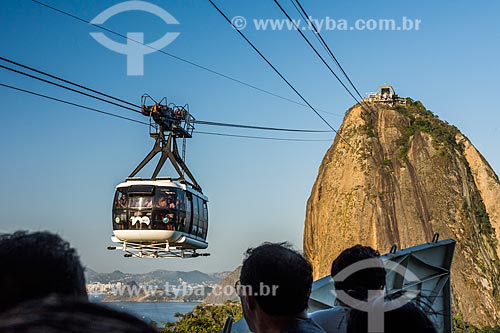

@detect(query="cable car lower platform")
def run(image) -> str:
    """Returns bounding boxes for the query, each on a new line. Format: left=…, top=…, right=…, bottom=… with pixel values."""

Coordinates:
left=107, top=237, right=210, bottom=259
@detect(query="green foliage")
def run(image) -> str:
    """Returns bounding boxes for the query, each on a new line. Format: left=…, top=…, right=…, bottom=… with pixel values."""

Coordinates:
left=159, top=301, right=243, bottom=333
left=381, top=159, right=393, bottom=170
left=453, top=314, right=480, bottom=333
left=464, top=195, right=495, bottom=236
left=394, top=99, right=462, bottom=159
left=360, top=123, right=375, bottom=137
left=471, top=197, right=495, bottom=236
left=359, top=108, right=375, bottom=138
left=452, top=314, right=500, bottom=332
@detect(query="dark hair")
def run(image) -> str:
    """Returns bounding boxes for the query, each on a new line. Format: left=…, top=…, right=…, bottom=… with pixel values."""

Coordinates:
left=347, top=297, right=438, bottom=333
left=0, top=231, right=87, bottom=313
left=240, top=242, right=312, bottom=316
left=331, top=245, right=386, bottom=300
left=0, top=296, right=158, bottom=333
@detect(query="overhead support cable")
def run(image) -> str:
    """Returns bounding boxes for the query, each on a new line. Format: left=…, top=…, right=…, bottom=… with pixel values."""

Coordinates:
left=207, top=0, right=357, bottom=148
left=0, top=55, right=140, bottom=109
left=0, top=82, right=148, bottom=125
left=273, top=0, right=360, bottom=105
left=0, top=64, right=141, bottom=114
left=207, top=0, right=336, bottom=133
left=290, top=0, right=365, bottom=101
left=0, top=57, right=335, bottom=134
left=0, top=83, right=332, bottom=142
left=30, top=0, right=343, bottom=118
left=196, top=131, right=332, bottom=142
left=194, top=120, right=332, bottom=133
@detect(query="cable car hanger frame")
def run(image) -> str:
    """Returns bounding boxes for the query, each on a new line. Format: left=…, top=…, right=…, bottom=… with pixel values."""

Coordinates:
left=128, top=94, right=202, bottom=192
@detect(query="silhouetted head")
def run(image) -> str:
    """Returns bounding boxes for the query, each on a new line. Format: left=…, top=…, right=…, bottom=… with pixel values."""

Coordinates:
left=239, top=242, right=313, bottom=317
left=0, top=231, right=87, bottom=313
left=0, top=296, right=158, bottom=333
left=331, top=245, right=386, bottom=302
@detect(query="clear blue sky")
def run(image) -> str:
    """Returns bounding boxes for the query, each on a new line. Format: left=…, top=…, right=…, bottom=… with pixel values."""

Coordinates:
left=0, top=0, right=499, bottom=274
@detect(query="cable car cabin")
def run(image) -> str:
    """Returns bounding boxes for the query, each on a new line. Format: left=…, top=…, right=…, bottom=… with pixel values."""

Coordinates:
left=109, top=97, right=209, bottom=258
left=112, top=179, right=208, bottom=251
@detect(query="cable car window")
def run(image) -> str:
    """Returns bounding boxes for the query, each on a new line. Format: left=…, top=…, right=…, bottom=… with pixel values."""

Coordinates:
left=192, top=196, right=199, bottom=236
left=202, top=201, right=208, bottom=239
left=124, top=187, right=154, bottom=229
left=155, top=188, right=178, bottom=209
left=113, top=212, right=127, bottom=230
left=185, top=195, right=192, bottom=233
left=128, top=185, right=155, bottom=195
left=113, top=189, right=129, bottom=230
left=198, top=222, right=204, bottom=238
left=195, top=197, right=203, bottom=238
left=192, top=195, right=199, bottom=219
left=153, top=211, right=177, bottom=230
left=177, top=191, right=186, bottom=211
left=152, top=211, right=167, bottom=230
left=153, top=188, right=183, bottom=231
left=129, top=211, right=152, bottom=230
left=202, top=201, right=208, bottom=220
left=114, top=189, right=128, bottom=209
left=202, top=221, right=207, bottom=239
left=129, top=196, right=153, bottom=209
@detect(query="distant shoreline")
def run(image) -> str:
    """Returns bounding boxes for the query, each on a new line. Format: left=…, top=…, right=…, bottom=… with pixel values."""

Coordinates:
left=89, top=294, right=204, bottom=303
left=98, top=299, right=203, bottom=303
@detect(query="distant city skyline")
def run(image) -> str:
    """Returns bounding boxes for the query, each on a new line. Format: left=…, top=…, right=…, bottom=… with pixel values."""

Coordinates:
left=0, top=0, right=499, bottom=274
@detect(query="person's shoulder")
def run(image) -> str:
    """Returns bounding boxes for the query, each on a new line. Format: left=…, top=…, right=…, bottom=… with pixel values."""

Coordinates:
left=301, top=318, right=327, bottom=333
left=310, top=306, right=350, bottom=319
left=281, top=318, right=326, bottom=333
left=308, top=307, right=350, bottom=333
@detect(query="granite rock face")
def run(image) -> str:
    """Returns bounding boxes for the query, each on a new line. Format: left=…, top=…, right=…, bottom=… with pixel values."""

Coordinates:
left=304, top=101, right=500, bottom=326
left=204, top=266, right=241, bottom=305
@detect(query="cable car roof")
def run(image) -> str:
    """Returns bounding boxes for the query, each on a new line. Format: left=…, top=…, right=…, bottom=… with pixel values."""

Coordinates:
left=116, top=178, right=208, bottom=201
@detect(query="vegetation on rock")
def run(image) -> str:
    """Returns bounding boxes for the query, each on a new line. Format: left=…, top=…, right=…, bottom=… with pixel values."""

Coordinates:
left=393, top=98, right=462, bottom=158
left=453, top=315, right=500, bottom=332
left=155, top=301, right=242, bottom=333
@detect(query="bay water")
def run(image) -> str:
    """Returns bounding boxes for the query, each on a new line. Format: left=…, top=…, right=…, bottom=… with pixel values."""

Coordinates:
left=90, top=296, right=199, bottom=325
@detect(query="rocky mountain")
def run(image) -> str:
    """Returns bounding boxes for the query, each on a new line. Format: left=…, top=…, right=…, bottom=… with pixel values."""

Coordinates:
left=204, top=266, right=241, bottom=304
left=303, top=99, right=500, bottom=326
left=84, top=267, right=100, bottom=281
left=85, top=268, right=223, bottom=285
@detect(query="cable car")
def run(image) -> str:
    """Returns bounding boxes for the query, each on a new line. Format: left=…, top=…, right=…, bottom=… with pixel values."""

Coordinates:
left=108, top=95, right=209, bottom=258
